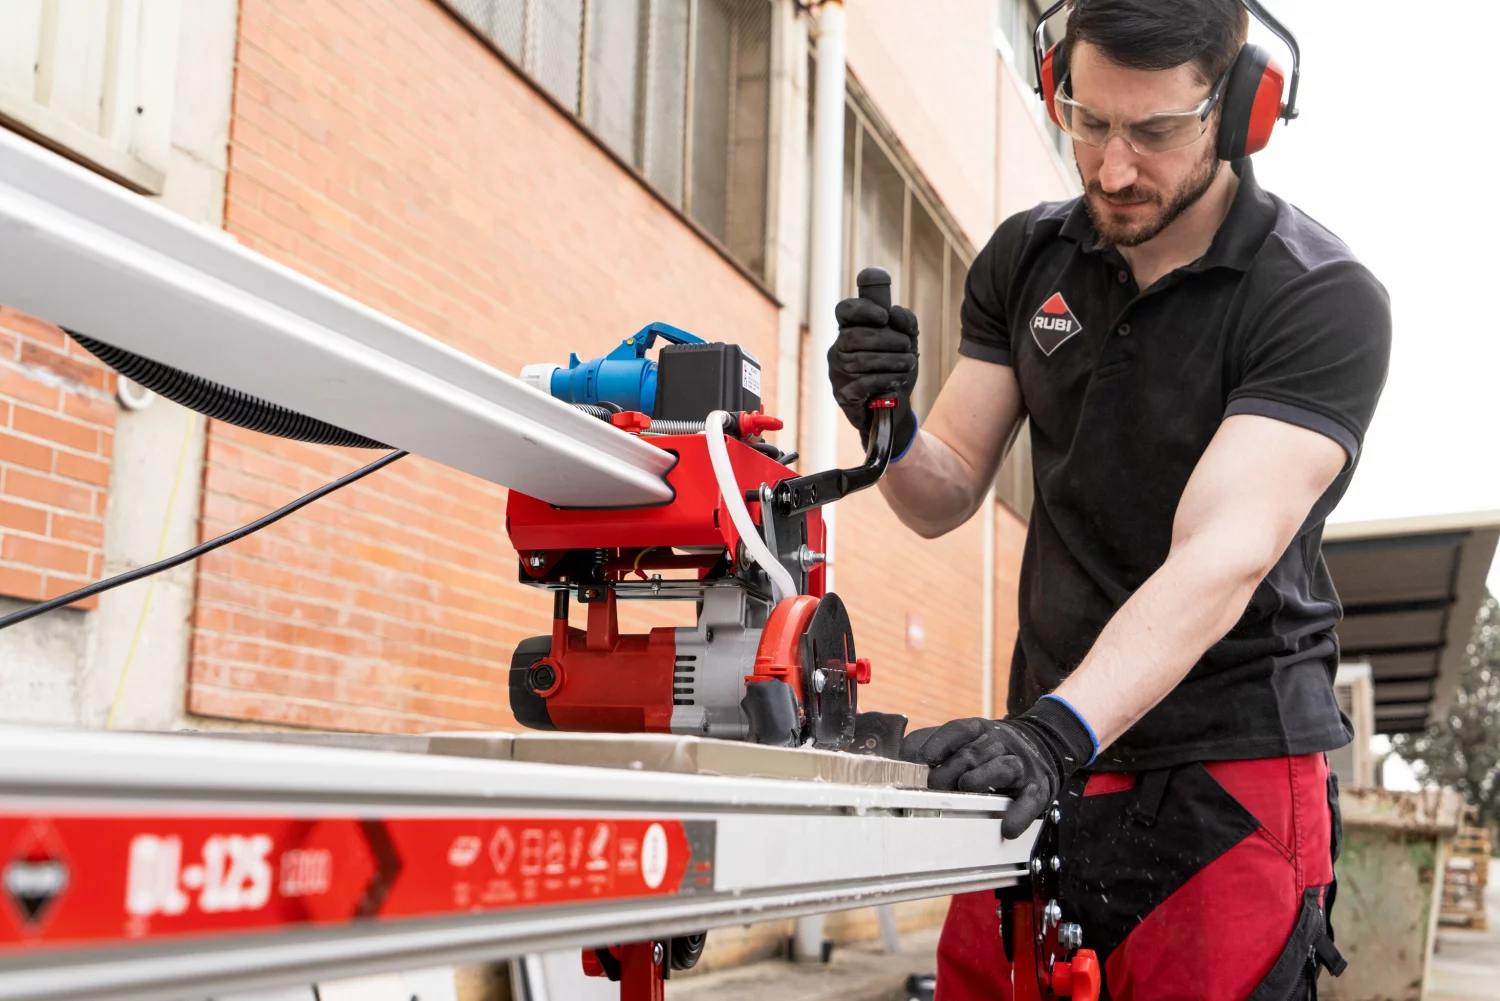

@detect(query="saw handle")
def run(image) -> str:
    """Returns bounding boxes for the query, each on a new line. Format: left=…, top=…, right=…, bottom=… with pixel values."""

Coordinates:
left=856, top=267, right=899, bottom=414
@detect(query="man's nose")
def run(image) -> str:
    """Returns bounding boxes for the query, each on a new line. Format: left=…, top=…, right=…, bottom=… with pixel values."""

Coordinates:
left=1097, top=136, right=1139, bottom=193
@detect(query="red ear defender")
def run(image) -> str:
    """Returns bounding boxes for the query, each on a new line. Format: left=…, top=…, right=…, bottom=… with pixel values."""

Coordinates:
left=1243, top=55, right=1286, bottom=156
left=1217, top=44, right=1287, bottom=160
left=1040, top=42, right=1067, bottom=129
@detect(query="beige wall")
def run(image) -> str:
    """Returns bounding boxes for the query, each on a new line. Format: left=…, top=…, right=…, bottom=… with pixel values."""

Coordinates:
left=846, top=0, right=999, bottom=245
left=997, top=59, right=1080, bottom=220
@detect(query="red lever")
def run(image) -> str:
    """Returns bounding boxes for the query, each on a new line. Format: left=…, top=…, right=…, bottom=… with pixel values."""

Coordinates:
left=611, top=411, right=653, bottom=433
left=869, top=397, right=897, bottom=409
left=739, top=412, right=785, bottom=438
left=1051, top=950, right=1101, bottom=1001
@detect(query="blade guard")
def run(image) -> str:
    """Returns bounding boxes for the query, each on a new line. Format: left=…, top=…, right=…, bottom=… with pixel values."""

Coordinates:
left=745, top=594, right=863, bottom=749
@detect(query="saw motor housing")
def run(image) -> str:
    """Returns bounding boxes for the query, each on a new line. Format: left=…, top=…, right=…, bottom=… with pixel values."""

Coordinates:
left=505, top=326, right=889, bottom=751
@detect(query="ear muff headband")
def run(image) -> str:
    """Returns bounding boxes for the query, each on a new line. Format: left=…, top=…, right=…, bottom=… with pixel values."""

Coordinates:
left=1031, top=0, right=1301, bottom=158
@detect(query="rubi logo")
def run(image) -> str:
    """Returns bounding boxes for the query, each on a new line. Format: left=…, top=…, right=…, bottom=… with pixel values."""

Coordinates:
left=1030, top=292, right=1083, bottom=356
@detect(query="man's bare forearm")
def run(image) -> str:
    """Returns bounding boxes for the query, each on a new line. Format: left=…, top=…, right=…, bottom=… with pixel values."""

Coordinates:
left=876, top=358, right=1026, bottom=539
left=1050, top=415, right=1348, bottom=747
left=1050, top=532, right=1268, bottom=746
left=879, top=431, right=990, bottom=538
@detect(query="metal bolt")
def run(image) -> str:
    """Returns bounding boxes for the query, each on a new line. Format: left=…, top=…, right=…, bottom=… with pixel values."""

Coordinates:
left=813, top=669, right=827, bottom=693
left=528, top=553, right=545, bottom=568
left=1030, top=857, right=1044, bottom=874
left=1050, top=856, right=1061, bottom=872
left=760, top=484, right=774, bottom=504
left=653, top=942, right=664, bottom=966
left=1043, top=900, right=1062, bottom=928
left=1049, top=807, right=1061, bottom=824
left=797, top=545, right=828, bottom=570
left=1059, top=922, right=1083, bottom=952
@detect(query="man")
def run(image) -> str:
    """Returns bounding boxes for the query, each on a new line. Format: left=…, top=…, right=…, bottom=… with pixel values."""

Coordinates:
left=828, top=1, right=1390, bottom=998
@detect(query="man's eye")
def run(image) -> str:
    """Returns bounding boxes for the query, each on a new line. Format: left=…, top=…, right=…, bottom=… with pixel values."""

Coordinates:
left=1079, top=116, right=1109, bottom=131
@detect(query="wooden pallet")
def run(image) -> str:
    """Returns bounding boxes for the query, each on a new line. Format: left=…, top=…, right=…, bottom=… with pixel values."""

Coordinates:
left=1440, top=826, right=1492, bottom=930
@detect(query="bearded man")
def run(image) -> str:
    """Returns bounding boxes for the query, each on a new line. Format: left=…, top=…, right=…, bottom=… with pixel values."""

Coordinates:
left=826, top=0, right=1391, bottom=997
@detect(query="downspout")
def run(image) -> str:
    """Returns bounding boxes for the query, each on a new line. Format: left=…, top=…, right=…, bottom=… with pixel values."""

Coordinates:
left=805, top=0, right=847, bottom=592
left=795, top=0, right=847, bottom=964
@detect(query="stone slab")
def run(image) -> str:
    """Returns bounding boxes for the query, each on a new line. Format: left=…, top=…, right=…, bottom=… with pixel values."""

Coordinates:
left=503, top=732, right=929, bottom=788
left=191, top=729, right=928, bottom=788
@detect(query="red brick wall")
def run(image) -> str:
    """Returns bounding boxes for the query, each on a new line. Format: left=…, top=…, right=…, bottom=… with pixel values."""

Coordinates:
left=188, top=0, right=781, bottom=731
left=0, top=308, right=113, bottom=607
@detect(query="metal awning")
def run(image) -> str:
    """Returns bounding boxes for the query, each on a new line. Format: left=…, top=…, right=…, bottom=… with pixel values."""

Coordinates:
left=1324, top=512, right=1500, bottom=734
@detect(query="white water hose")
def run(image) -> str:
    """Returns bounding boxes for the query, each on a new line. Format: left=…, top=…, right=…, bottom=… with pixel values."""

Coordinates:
left=705, top=410, right=799, bottom=603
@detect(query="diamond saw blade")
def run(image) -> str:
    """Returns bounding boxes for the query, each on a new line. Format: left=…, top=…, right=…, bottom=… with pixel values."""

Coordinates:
left=798, top=593, right=858, bottom=750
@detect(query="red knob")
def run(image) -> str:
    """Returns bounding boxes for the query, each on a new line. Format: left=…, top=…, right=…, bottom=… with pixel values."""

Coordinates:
left=1051, top=950, right=1101, bottom=1001
left=851, top=658, right=872, bottom=685
left=610, top=411, right=653, bottom=433
left=739, top=412, right=786, bottom=438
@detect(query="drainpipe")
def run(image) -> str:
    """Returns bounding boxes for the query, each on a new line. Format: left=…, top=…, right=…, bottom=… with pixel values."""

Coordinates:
left=805, top=0, right=847, bottom=593
left=794, top=0, right=847, bottom=965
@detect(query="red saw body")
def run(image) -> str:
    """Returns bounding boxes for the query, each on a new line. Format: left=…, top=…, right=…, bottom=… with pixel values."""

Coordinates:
left=505, top=421, right=878, bottom=751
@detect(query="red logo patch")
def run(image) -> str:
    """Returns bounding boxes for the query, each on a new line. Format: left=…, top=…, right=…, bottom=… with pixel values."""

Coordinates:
left=1031, top=292, right=1083, bottom=356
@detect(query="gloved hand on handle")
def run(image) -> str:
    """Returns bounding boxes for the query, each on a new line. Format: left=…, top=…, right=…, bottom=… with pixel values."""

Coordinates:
left=828, top=285, right=921, bottom=462
left=900, top=696, right=1100, bottom=841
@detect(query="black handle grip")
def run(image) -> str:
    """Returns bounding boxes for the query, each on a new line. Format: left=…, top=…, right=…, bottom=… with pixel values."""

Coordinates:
left=857, top=266, right=893, bottom=310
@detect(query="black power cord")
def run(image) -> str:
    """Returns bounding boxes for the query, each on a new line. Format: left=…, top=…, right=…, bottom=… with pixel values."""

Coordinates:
left=0, top=449, right=408, bottom=632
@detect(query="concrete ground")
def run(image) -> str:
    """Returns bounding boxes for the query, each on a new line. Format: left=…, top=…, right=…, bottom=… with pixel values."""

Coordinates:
left=663, top=876, right=1500, bottom=1001
left=665, top=926, right=941, bottom=1001
left=1428, top=875, right=1500, bottom=1001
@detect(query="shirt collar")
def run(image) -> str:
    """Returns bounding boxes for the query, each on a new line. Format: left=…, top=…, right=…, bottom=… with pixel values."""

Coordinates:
left=1060, top=159, right=1278, bottom=274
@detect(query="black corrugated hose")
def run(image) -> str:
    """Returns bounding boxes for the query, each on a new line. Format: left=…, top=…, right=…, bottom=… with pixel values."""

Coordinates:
left=67, top=330, right=388, bottom=448
left=0, top=333, right=405, bottom=630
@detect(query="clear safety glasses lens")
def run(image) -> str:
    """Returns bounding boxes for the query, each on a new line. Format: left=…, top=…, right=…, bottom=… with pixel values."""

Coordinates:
left=1052, top=95, right=1214, bottom=155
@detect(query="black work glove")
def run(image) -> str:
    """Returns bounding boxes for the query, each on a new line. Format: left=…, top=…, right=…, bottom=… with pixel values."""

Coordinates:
left=900, top=697, right=1098, bottom=840
left=828, top=297, right=920, bottom=459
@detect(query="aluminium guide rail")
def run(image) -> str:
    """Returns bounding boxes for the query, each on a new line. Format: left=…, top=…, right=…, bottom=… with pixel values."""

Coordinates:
left=0, top=726, right=1032, bottom=1001
left=0, top=128, right=673, bottom=508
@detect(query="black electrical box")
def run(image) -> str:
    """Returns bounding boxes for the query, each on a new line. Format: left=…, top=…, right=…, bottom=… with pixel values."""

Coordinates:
left=654, top=342, right=762, bottom=420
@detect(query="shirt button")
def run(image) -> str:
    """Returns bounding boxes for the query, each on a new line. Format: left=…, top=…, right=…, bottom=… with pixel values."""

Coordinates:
left=1117, top=270, right=1129, bottom=284
left=1118, top=324, right=1132, bottom=336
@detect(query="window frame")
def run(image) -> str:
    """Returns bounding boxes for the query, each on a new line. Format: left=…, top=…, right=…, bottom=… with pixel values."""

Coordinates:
left=0, top=0, right=182, bottom=194
left=440, top=0, right=777, bottom=291
left=842, top=79, right=977, bottom=416
left=994, top=0, right=1073, bottom=166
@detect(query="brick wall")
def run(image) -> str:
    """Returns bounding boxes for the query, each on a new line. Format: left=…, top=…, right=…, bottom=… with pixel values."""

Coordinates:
left=188, top=0, right=780, bottom=732
left=0, top=308, right=114, bottom=607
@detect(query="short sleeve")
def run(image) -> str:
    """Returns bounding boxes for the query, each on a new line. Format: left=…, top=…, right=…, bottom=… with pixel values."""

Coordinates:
left=1225, top=262, right=1392, bottom=466
left=958, top=211, right=1030, bottom=367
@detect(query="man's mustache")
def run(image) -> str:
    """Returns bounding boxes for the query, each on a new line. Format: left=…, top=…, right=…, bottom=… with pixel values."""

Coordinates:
left=1087, top=182, right=1162, bottom=207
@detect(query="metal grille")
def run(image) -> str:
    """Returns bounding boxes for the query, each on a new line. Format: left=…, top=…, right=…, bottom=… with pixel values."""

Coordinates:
left=443, top=0, right=773, bottom=278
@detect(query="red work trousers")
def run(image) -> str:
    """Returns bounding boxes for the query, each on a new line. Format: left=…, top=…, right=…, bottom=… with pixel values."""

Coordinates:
left=935, top=754, right=1339, bottom=1001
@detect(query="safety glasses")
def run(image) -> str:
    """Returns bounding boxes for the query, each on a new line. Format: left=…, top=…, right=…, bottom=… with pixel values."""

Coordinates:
left=1052, top=79, right=1227, bottom=156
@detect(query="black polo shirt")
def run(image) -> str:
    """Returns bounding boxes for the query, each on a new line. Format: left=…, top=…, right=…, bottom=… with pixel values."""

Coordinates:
left=960, top=160, right=1392, bottom=771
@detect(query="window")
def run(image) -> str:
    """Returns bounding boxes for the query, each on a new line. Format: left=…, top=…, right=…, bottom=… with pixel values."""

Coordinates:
left=0, top=0, right=183, bottom=194
left=446, top=0, right=773, bottom=277
left=842, top=99, right=974, bottom=422
left=997, top=0, right=1069, bottom=161
left=844, top=89, right=1034, bottom=520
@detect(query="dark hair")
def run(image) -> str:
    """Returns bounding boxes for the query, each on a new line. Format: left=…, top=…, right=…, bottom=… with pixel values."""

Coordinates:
left=1066, top=0, right=1250, bottom=85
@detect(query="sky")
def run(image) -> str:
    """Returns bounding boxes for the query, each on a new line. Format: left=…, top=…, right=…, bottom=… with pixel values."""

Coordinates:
left=1246, top=1, right=1500, bottom=591
left=1242, top=1, right=1499, bottom=788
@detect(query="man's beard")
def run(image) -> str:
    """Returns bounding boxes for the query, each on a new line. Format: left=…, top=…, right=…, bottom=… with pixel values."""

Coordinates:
left=1081, top=144, right=1221, bottom=248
